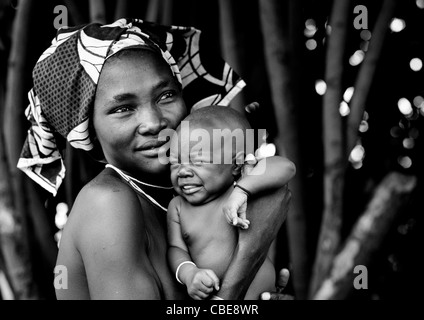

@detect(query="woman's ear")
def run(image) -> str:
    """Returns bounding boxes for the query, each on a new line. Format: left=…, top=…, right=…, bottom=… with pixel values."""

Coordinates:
left=232, top=151, right=245, bottom=177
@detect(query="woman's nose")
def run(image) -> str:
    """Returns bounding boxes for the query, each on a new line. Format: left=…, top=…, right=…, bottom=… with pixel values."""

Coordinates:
left=177, top=165, right=194, bottom=178
left=137, top=105, right=167, bottom=135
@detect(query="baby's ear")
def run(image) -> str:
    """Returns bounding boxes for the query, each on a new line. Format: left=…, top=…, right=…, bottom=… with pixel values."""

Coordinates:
left=232, top=151, right=245, bottom=177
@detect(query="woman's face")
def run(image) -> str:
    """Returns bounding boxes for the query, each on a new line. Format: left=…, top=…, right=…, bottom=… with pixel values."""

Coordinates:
left=93, top=50, right=187, bottom=180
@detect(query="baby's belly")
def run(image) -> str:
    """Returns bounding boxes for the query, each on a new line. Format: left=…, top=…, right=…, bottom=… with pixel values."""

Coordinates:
left=182, top=211, right=238, bottom=279
left=191, top=241, right=235, bottom=279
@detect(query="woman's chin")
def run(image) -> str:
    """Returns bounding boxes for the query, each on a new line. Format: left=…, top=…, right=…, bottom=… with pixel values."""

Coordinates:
left=139, top=160, right=171, bottom=181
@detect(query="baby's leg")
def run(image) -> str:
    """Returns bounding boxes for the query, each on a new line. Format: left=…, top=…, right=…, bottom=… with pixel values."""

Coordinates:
left=244, top=257, right=276, bottom=300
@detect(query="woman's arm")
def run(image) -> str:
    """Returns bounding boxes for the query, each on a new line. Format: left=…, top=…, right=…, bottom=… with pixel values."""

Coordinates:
left=217, top=185, right=291, bottom=299
left=75, top=183, right=161, bottom=299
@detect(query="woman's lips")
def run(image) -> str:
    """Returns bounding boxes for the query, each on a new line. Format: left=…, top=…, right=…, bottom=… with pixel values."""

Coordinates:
left=137, top=138, right=169, bottom=151
left=136, top=139, right=169, bottom=156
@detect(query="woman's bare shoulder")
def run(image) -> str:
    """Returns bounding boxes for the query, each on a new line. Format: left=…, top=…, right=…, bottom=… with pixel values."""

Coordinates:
left=67, top=170, right=146, bottom=246
left=73, top=170, right=133, bottom=208
left=61, top=170, right=153, bottom=287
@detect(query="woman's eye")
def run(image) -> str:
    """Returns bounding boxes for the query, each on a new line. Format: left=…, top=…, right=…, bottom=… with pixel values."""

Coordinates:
left=114, top=106, right=132, bottom=113
left=159, top=91, right=175, bottom=101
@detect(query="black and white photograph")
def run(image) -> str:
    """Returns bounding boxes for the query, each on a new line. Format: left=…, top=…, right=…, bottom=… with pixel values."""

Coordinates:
left=0, top=0, right=422, bottom=310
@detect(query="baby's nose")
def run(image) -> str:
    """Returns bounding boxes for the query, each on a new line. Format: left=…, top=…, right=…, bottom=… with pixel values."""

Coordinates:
left=177, top=165, right=194, bottom=177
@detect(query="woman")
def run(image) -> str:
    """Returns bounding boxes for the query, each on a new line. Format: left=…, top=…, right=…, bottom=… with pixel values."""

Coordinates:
left=17, top=19, right=294, bottom=300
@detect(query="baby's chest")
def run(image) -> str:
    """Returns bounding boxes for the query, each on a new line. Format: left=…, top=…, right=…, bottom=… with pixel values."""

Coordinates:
left=180, top=209, right=234, bottom=247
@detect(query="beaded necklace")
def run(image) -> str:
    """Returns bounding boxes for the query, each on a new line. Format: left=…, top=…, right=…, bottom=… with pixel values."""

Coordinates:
left=105, top=164, right=173, bottom=213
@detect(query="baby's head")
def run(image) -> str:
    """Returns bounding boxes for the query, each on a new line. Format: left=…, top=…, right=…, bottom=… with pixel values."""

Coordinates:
left=169, top=106, right=251, bottom=205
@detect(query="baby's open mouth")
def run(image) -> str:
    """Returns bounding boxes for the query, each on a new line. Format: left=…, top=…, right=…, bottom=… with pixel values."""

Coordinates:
left=180, top=185, right=203, bottom=194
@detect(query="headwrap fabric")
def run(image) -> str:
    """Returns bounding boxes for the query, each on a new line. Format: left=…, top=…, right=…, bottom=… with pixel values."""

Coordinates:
left=17, top=18, right=246, bottom=196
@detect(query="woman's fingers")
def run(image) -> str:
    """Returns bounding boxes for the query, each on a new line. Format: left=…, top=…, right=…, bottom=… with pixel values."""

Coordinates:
left=276, top=268, right=290, bottom=293
left=244, top=102, right=260, bottom=114
left=260, top=268, right=295, bottom=300
left=261, top=292, right=295, bottom=300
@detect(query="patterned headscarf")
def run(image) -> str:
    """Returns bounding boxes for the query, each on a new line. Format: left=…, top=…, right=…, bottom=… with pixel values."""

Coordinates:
left=17, top=18, right=246, bottom=196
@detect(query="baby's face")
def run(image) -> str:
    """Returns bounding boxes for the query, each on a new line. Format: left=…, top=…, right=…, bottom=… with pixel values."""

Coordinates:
left=169, top=131, right=235, bottom=205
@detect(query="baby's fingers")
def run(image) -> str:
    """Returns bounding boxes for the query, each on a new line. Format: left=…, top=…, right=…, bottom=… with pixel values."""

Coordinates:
left=223, top=205, right=238, bottom=225
left=232, top=217, right=250, bottom=229
left=191, top=291, right=210, bottom=300
left=204, top=270, right=220, bottom=292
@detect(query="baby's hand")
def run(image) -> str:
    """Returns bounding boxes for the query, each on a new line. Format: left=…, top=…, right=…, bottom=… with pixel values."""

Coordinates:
left=223, top=186, right=251, bottom=229
left=186, top=269, right=220, bottom=300
left=242, top=153, right=258, bottom=177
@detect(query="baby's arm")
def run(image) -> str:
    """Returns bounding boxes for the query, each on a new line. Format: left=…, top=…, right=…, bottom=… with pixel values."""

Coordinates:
left=240, top=155, right=296, bottom=193
left=167, top=197, right=220, bottom=300
left=224, top=155, right=295, bottom=228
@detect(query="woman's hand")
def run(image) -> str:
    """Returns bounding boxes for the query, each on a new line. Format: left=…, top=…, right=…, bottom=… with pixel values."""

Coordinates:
left=260, top=268, right=295, bottom=300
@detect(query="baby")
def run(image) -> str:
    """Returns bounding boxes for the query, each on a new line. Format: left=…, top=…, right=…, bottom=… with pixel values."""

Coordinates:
left=166, top=106, right=293, bottom=300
